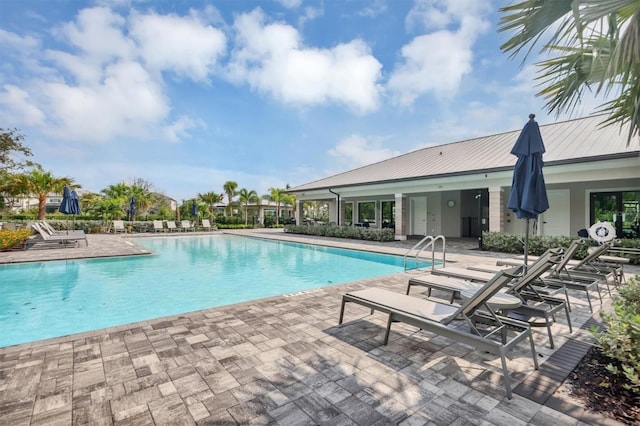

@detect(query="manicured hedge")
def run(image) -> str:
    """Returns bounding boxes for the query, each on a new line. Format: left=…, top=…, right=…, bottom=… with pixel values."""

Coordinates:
left=284, top=224, right=395, bottom=242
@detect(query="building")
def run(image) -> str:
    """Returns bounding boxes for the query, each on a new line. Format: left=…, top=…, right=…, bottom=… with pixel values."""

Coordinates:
left=288, top=115, right=640, bottom=240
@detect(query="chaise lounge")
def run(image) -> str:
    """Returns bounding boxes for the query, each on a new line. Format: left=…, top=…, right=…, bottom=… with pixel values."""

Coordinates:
left=338, top=267, right=538, bottom=399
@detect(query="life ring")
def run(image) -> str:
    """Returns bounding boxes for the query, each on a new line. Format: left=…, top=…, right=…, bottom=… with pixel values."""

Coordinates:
left=588, top=221, right=616, bottom=243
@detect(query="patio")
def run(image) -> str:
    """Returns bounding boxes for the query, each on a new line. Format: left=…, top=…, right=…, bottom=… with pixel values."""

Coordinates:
left=0, top=230, right=633, bottom=425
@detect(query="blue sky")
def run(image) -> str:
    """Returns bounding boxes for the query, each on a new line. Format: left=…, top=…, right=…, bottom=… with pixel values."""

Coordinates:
left=0, top=0, right=602, bottom=202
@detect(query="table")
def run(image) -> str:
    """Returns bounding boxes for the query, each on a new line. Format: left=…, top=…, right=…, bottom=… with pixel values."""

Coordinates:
left=460, top=286, right=522, bottom=311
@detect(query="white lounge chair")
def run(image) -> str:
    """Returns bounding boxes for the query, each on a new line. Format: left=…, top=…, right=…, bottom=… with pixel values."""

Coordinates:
left=180, top=220, right=195, bottom=231
left=201, top=219, right=214, bottom=231
left=153, top=220, right=165, bottom=232
left=25, top=223, right=88, bottom=249
left=339, top=268, right=537, bottom=399
left=113, top=220, right=127, bottom=234
left=40, top=221, right=85, bottom=236
left=166, top=221, right=178, bottom=232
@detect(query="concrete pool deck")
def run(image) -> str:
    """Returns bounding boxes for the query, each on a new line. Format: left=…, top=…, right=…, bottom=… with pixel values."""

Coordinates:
left=0, top=229, right=636, bottom=425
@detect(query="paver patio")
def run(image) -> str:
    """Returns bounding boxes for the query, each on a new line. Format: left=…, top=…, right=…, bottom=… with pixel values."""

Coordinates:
left=0, top=229, right=635, bottom=425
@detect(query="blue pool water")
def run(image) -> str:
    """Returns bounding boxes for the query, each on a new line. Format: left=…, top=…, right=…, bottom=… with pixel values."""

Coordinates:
left=0, top=235, right=416, bottom=347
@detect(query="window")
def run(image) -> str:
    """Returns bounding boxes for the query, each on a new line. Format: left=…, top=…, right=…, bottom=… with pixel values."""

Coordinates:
left=590, top=191, right=640, bottom=239
left=358, top=202, right=375, bottom=224
left=381, top=201, right=395, bottom=228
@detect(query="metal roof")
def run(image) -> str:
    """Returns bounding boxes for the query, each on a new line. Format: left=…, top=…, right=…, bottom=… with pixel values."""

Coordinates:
left=289, top=115, right=640, bottom=192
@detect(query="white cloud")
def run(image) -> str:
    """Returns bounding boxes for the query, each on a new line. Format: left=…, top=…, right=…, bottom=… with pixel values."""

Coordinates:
left=275, top=0, right=302, bottom=9
left=56, top=7, right=135, bottom=62
left=163, top=116, right=201, bottom=143
left=358, top=0, right=387, bottom=18
left=387, top=0, right=491, bottom=105
left=129, top=10, right=227, bottom=82
left=227, top=9, right=383, bottom=112
left=0, top=85, right=46, bottom=125
left=328, top=134, right=401, bottom=170
left=41, top=60, right=169, bottom=142
left=0, top=29, right=40, bottom=51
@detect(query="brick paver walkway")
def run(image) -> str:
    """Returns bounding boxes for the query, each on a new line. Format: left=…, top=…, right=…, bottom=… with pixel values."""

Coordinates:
left=0, top=229, right=635, bottom=425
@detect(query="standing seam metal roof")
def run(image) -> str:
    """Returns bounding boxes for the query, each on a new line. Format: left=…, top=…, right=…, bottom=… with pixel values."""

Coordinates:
left=289, top=115, right=639, bottom=192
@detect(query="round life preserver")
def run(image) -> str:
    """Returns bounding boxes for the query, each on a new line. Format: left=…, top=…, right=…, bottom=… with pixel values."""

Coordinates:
left=588, top=221, right=616, bottom=243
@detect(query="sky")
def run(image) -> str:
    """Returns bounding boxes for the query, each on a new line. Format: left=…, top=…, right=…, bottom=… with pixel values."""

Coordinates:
left=0, top=0, right=604, bottom=202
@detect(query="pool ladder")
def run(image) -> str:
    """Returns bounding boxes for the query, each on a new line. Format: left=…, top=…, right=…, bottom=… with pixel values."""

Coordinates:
left=403, top=235, right=446, bottom=271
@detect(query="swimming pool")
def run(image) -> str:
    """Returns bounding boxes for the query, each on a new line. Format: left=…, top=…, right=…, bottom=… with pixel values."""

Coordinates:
left=0, top=234, right=418, bottom=347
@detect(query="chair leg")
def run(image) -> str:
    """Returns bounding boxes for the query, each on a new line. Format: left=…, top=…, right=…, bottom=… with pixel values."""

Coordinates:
left=585, top=290, right=594, bottom=313
left=564, top=304, right=573, bottom=334
left=500, top=352, right=512, bottom=400
left=338, top=299, right=346, bottom=325
left=543, top=314, right=554, bottom=349
left=383, top=314, right=393, bottom=345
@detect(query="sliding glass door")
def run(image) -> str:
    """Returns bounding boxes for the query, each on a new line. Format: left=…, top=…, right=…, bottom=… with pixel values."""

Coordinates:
left=590, top=191, right=640, bottom=239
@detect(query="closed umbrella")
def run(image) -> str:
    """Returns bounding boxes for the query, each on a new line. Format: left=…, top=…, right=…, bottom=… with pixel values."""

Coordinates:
left=58, top=186, right=73, bottom=232
left=58, top=186, right=73, bottom=215
left=191, top=199, right=198, bottom=228
left=507, top=114, right=549, bottom=271
left=129, top=197, right=136, bottom=221
left=70, top=190, right=81, bottom=215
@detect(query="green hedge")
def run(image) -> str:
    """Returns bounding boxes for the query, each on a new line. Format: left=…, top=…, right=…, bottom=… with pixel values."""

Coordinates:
left=481, top=231, right=640, bottom=264
left=284, top=224, right=395, bottom=242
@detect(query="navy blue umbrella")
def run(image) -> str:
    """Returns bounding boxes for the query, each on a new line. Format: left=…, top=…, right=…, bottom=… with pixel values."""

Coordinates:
left=70, top=190, right=81, bottom=215
left=191, top=199, right=198, bottom=227
left=507, top=114, right=549, bottom=269
left=58, top=186, right=73, bottom=215
left=129, top=196, right=136, bottom=221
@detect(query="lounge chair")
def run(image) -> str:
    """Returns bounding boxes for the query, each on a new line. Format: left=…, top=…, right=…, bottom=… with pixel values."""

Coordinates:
left=410, top=250, right=571, bottom=348
left=40, top=221, right=85, bottom=236
left=498, top=241, right=621, bottom=286
left=201, top=219, right=214, bottom=231
left=166, top=221, right=178, bottom=232
left=475, top=240, right=604, bottom=312
left=25, top=223, right=88, bottom=249
left=153, top=220, right=165, bottom=232
left=113, top=220, right=127, bottom=234
left=339, top=267, right=538, bottom=399
left=180, top=220, right=195, bottom=231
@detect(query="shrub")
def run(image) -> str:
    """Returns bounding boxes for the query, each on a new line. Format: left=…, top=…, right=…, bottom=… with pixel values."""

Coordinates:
left=481, top=231, right=640, bottom=263
left=0, top=228, right=32, bottom=250
left=283, top=224, right=395, bottom=242
left=591, top=275, right=640, bottom=395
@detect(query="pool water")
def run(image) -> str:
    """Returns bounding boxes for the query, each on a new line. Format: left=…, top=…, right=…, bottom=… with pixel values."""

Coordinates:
left=0, top=235, right=418, bottom=347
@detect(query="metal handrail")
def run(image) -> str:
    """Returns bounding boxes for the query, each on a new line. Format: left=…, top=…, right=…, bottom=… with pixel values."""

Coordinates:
left=403, top=235, right=446, bottom=271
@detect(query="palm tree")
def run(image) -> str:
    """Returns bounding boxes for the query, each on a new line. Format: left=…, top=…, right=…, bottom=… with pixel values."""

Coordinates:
left=10, top=167, right=77, bottom=220
left=223, top=181, right=238, bottom=217
left=498, top=0, right=640, bottom=144
left=237, top=188, right=259, bottom=225
left=264, top=187, right=287, bottom=225
left=198, top=191, right=224, bottom=218
left=101, top=180, right=156, bottom=220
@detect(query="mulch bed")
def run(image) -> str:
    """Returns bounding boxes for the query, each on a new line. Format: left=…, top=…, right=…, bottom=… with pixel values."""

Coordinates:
left=566, top=346, right=640, bottom=425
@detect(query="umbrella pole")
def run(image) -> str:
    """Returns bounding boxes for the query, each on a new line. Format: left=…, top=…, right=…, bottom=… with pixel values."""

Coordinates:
left=524, top=218, right=530, bottom=273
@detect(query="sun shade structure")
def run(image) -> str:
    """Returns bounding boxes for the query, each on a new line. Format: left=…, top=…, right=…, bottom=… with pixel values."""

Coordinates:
left=507, top=114, right=549, bottom=270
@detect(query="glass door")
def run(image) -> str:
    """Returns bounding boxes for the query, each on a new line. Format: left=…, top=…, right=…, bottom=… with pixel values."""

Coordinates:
left=590, top=191, right=640, bottom=239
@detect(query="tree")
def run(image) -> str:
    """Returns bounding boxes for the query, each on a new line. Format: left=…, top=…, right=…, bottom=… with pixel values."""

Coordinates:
left=101, top=179, right=156, bottom=220
left=499, top=0, right=640, bottom=144
left=263, top=187, right=287, bottom=225
left=237, top=188, right=259, bottom=225
left=198, top=191, right=224, bottom=218
left=10, top=167, right=77, bottom=219
left=223, top=181, right=238, bottom=216
left=0, top=128, right=36, bottom=172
